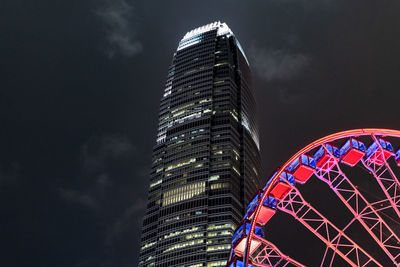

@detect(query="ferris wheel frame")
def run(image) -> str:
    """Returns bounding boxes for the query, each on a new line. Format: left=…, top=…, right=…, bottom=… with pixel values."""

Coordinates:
left=228, top=128, right=400, bottom=267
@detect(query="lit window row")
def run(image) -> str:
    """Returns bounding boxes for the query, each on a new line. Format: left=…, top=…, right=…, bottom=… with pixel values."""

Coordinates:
left=140, top=241, right=156, bottom=251
left=212, top=162, right=230, bottom=168
left=163, top=181, right=206, bottom=206
left=162, top=226, right=200, bottom=240
left=232, top=165, right=241, bottom=176
left=206, top=244, right=231, bottom=252
left=145, top=255, right=154, bottom=262
left=207, top=223, right=235, bottom=231
left=152, top=157, right=162, bottom=164
left=214, top=62, right=229, bottom=67
left=208, top=175, right=219, bottom=182
left=185, top=232, right=204, bottom=240
left=207, top=230, right=232, bottom=238
left=199, top=98, right=211, bottom=104
left=230, top=111, right=238, bottom=122
left=166, top=158, right=196, bottom=171
left=171, top=102, right=195, bottom=114
left=210, top=182, right=229, bottom=190
left=214, top=80, right=225, bottom=85
left=171, top=111, right=202, bottom=125
left=163, top=238, right=204, bottom=253
left=208, top=261, right=227, bottom=267
left=150, top=179, right=162, bottom=188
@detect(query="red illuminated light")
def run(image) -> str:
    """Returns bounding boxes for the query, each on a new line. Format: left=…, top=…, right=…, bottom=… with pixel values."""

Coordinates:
left=341, top=149, right=365, bottom=167
left=292, top=165, right=314, bottom=183
left=270, top=181, right=291, bottom=200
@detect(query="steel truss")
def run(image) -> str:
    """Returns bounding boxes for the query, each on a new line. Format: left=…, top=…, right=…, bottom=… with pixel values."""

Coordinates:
left=277, top=186, right=380, bottom=267
left=250, top=236, right=306, bottom=267
left=231, top=129, right=400, bottom=267
left=361, top=135, right=400, bottom=219
left=314, top=147, right=400, bottom=265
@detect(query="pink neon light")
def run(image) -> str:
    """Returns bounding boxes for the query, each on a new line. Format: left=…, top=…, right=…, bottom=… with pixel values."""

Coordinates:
left=243, top=128, right=400, bottom=266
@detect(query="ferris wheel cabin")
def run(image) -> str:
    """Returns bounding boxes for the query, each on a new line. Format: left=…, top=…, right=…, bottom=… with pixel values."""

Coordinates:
left=264, top=171, right=295, bottom=199
left=313, top=144, right=340, bottom=170
left=232, top=220, right=264, bottom=256
left=339, top=138, right=366, bottom=166
left=396, top=147, right=400, bottom=166
left=366, top=138, right=394, bottom=165
left=245, top=191, right=277, bottom=225
left=286, top=154, right=316, bottom=183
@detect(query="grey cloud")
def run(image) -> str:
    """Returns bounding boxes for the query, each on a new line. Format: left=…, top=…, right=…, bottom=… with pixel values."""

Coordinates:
left=60, top=135, right=135, bottom=209
left=59, top=188, right=98, bottom=209
left=106, top=197, right=147, bottom=245
left=59, top=173, right=111, bottom=210
left=96, top=0, right=142, bottom=58
left=249, top=45, right=309, bottom=81
left=80, top=134, right=134, bottom=174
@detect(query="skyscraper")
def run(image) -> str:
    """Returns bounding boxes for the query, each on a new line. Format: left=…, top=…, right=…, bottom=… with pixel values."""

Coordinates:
left=139, top=22, right=261, bottom=267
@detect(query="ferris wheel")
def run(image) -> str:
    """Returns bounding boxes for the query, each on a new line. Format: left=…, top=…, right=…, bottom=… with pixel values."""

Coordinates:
left=227, top=129, right=400, bottom=267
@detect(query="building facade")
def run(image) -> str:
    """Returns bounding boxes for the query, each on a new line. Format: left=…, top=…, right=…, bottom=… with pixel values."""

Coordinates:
left=139, top=22, right=261, bottom=267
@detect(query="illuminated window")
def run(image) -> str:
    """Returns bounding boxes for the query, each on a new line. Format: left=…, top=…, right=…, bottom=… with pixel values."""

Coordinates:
left=232, top=165, right=240, bottom=175
left=163, top=182, right=206, bottom=206
left=214, top=62, right=228, bottom=67
left=165, top=158, right=196, bottom=171
left=185, top=232, right=204, bottom=240
left=208, top=175, right=219, bottom=182
left=145, top=255, right=154, bottom=262
left=163, top=239, right=204, bottom=253
left=199, top=98, right=211, bottom=104
left=230, top=111, right=238, bottom=122
left=208, top=261, right=227, bottom=267
left=150, top=179, right=162, bottom=188
left=140, top=241, right=156, bottom=251
left=214, top=80, right=225, bottom=85
left=206, top=244, right=231, bottom=252
left=207, top=230, right=232, bottom=238
left=210, top=182, right=229, bottom=190
left=163, top=226, right=200, bottom=240
left=207, top=223, right=235, bottom=231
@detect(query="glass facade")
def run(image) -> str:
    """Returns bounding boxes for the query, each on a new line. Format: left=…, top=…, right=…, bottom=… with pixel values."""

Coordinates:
left=139, top=22, right=261, bottom=267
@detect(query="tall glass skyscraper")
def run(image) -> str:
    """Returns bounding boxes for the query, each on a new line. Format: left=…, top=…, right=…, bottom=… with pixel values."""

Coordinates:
left=139, top=22, right=261, bottom=267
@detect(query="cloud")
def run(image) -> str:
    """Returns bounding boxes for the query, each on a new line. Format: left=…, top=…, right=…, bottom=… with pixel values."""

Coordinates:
left=58, top=133, right=149, bottom=267
left=106, top=197, right=147, bottom=244
left=80, top=135, right=134, bottom=174
left=59, top=135, right=135, bottom=210
left=59, top=187, right=98, bottom=209
left=249, top=45, right=309, bottom=81
left=96, top=0, right=142, bottom=58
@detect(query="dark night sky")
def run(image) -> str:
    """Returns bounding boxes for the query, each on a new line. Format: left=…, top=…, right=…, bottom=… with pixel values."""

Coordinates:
left=1, top=0, right=400, bottom=266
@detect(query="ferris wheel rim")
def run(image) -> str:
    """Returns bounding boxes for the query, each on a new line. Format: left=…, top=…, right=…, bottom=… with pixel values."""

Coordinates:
left=243, top=128, right=400, bottom=267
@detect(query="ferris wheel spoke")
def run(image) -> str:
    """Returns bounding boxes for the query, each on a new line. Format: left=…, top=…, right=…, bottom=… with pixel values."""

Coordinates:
left=361, top=136, right=400, bottom=219
left=250, top=236, right=305, bottom=267
left=229, top=129, right=400, bottom=267
left=314, top=151, right=400, bottom=265
left=277, top=187, right=380, bottom=267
